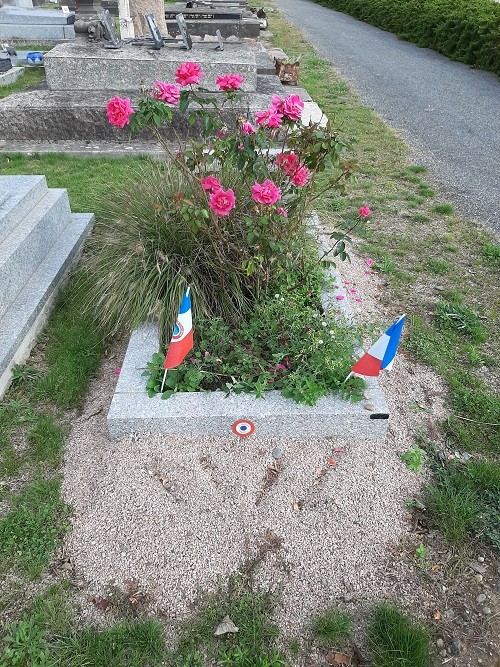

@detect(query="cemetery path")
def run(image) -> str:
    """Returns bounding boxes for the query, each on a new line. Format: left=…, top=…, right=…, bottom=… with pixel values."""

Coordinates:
left=271, top=0, right=500, bottom=237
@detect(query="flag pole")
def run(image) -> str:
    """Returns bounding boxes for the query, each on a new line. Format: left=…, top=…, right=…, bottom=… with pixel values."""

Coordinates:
left=160, top=367, right=168, bottom=393
left=343, top=371, right=353, bottom=383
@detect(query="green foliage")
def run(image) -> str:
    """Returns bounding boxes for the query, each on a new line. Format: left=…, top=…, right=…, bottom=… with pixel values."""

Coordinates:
left=143, top=275, right=364, bottom=406
left=0, top=399, right=37, bottom=477
left=0, top=478, right=68, bottom=578
left=27, top=414, right=65, bottom=467
left=422, top=442, right=500, bottom=549
left=414, top=544, right=428, bottom=560
left=311, top=607, right=351, bottom=646
left=424, top=482, right=477, bottom=544
left=368, top=604, right=431, bottom=667
left=312, top=0, right=500, bottom=75
left=51, top=620, right=165, bottom=667
left=0, top=618, right=49, bottom=667
left=435, top=300, right=487, bottom=343
left=401, top=445, right=426, bottom=472
left=482, top=243, right=500, bottom=267
left=170, top=577, right=285, bottom=667
left=432, top=203, right=454, bottom=215
left=33, top=274, right=106, bottom=409
left=0, top=67, right=45, bottom=101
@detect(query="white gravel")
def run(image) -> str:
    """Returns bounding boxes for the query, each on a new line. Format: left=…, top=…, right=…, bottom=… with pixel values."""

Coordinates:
left=61, top=246, right=448, bottom=640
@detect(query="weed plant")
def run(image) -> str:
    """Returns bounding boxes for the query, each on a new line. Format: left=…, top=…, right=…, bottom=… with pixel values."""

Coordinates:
left=312, top=607, right=351, bottom=646
left=368, top=604, right=431, bottom=667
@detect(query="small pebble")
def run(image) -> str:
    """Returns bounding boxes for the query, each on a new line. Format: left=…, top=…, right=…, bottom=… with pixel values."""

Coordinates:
left=436, top=639, right=444, bottom=649
left=451, top=637, right=462, bottom=655
left=363, top=391, right=373, bottom=400
left=477, top=556, right=485, bottom=563
left=272, top=447, right=282, bottom=460
left=476, top=593, right=487, bottom=603
left=483, top=607, right=491, bottom=614
left=439, top=649, right=447, bottom=658
left=473, top=574, right=483, bottom=584
left=364, top=403, right=375, bottom=411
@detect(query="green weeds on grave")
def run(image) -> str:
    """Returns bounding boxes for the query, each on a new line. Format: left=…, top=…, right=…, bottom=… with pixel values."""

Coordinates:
left=368, top=604, right=431, bottom=667
left=0, top=477, right=68, bottom=579
left=311, top=607, right=351, bottom=647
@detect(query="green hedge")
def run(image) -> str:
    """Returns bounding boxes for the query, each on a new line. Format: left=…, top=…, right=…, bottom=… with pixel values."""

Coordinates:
left=313, top=0, right=500, bottom=76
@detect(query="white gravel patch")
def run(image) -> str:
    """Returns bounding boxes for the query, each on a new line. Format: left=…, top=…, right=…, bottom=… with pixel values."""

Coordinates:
left=61, top=245, right=448, bottom=639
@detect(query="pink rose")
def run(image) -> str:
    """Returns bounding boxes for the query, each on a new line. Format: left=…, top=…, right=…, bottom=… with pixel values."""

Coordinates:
left=255, top=109, right=283, bottom=128
left=217, top=129, right=227, bottom=138
left=202, top=176, right=222, bottom=192
left=365, top=258, right=374, bottom=266
left=106, top=96, right=134, bottom=128
left=276, top=152, right=300, bottom=175
left=216, top=73, right=244, bottom=91
left=291, top=166, right=310, bottom=186
left=251, top=180, right=281, bottom=206
left=175, top=61, right=203, bottom=87
left=276, top=207, right=288, bottom=217
left=336, top=295, right=345, bottom=301
left=282, top=94, right=304, bottom=121
left=241, top=120, right=256, bottom=135
left=359, top=206, right=372, bottom=218
left=209, top=188, right=236, bottom=216
left=269, top=94, right=284, bottom=115
left=150, top=81, right=180, bottom=105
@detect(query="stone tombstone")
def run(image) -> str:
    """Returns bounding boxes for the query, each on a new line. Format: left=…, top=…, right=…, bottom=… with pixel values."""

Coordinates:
left=145, top=13, right=163, bottom=48
left=215, top=28, right=223, bottom=51
left=100, top=8, right=121, bottom=46
left=175, top=12, right=192, bottom=50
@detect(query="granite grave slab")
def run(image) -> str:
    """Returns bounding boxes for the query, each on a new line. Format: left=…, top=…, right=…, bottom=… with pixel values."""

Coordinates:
left=44, top=41, right=258, bottom=92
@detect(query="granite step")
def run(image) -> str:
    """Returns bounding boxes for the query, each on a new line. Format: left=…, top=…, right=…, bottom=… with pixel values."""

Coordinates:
left=0, top=211, right=94, bottom=397
left=0, top=187, right=72, bottom=318
left=0, top=174, right=48, bottom=243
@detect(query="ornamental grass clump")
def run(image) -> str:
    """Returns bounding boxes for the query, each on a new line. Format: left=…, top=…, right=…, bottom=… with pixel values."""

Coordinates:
left=85, top=61, right=356, bottom=337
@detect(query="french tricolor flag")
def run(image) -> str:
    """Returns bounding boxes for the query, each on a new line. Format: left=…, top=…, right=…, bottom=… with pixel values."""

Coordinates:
left=164, top=286, right=194, bottom=369
left=351, top=315, right=405, bottom=377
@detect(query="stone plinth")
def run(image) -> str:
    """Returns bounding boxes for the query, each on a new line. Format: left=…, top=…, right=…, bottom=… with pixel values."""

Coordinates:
left=0, top=66, right=24, bottom=86
left=0, top=6, right=75, bottom=23
left=0, top=76, right=284, bottom=140
left=44, top=41, right=257, bottom=92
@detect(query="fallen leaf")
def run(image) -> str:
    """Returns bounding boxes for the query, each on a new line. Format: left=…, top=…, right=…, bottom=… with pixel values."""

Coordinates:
left=214, top=615, right=239, bottom=636
left=334, top=447, right=344, bottom=453
left=433, top=610, right=442, bottom=620
left=327, top=458, right=337, bottom=467
left=431, top=564, right=440, bottom=572
left=315, top=466, right=324, bottom=475
left=326, top=652, right=351, bottom=665
left=293, top=502, right=300, bottom=512
left=92, top=596, right=110, bottom=611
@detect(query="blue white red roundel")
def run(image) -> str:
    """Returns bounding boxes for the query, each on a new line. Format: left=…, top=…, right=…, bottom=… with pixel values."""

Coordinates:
left=171, top=321, right=184, bottom=341
left=232, top=419, right=255, bottom=437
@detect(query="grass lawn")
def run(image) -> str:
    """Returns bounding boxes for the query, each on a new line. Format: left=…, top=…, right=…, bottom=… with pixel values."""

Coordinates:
left=0, top=67, right=45, bottom=100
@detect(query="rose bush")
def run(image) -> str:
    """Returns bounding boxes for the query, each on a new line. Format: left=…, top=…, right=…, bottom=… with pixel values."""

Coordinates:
left=91, top=62, right=360, bottom=358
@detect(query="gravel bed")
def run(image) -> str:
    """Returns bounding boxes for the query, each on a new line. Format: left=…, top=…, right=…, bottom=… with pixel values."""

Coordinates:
left=61, top=248, right=447, bottom=640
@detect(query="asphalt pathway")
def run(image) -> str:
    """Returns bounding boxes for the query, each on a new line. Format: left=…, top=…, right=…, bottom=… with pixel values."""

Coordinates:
left=272, top=0, right=500, bottom=236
